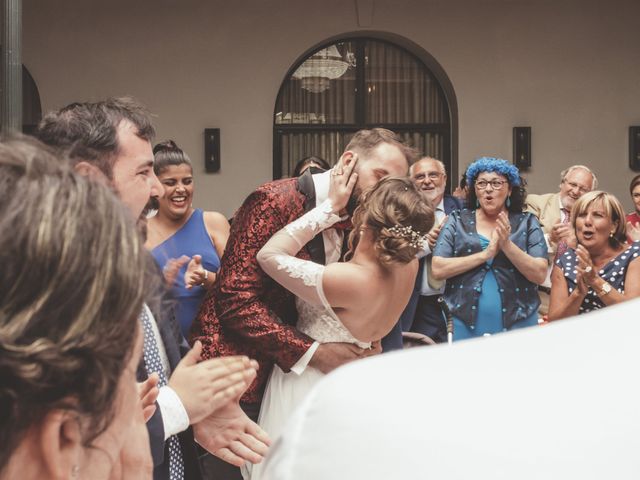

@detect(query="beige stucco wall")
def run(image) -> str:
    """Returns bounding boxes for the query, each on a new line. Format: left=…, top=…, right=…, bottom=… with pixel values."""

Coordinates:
left=24, top=0, right=640, bottom=216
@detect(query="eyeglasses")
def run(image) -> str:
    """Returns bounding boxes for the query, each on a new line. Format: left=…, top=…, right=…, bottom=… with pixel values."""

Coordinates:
left=475, top=180, right=508, bottom=190
left=414, top=172, right=444, bottom=181
left=563, top=180, right=590, bottom=195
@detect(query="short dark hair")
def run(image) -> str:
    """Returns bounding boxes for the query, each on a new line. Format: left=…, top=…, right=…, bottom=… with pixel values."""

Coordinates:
left=630, top=174, right=640, bottom=195
left=153, top=140, right=192, bottom=176
left=292, top=155, right=330, bottom=177
left=344, top=128, right=418, bottom=165
left=36, top=96, right=155, bottom=179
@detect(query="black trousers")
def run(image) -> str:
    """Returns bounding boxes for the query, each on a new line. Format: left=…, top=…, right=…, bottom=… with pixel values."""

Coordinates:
left=411, top=295, right=447, bottom=343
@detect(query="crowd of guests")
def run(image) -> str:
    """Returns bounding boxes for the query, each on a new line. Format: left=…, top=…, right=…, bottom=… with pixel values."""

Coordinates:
left=1, top=94, right=639, bottom=480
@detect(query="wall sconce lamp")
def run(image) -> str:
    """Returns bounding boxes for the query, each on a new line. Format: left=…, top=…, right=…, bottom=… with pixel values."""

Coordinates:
left=204, top=128, right=220, bottom=173
left=513, top=127, right=531, bottom=170
left=630, top=126, right=640, bottom=172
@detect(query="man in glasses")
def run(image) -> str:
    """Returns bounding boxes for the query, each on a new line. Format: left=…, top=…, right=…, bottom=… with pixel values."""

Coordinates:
left=382, top=156, right=462, bottom=351
left=526, top=165, right=598, bottom=316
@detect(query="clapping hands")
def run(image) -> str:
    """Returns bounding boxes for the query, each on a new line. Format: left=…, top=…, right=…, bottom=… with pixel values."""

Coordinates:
left=185, top=254, right=215, bottom=289
left=426, top=216, right=447, bottom=250
left=574, top=244, right=596, bottom=294
left=550, top=220, right=577, bottom=248
left=627, top=221, right=640, bottom=242
left=486, top=212, right=511, bottom=259
left=162, top=255, right=190, bottom=288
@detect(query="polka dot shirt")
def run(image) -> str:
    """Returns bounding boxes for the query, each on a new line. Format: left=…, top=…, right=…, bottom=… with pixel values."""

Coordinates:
left=555, top=242, right=640, bottom=313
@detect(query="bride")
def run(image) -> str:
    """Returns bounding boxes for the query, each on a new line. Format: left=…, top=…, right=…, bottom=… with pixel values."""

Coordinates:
left=245, top=158, right=434, bottom=479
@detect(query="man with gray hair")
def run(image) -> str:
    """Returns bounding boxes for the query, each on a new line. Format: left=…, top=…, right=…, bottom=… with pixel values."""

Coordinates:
left=526, top=165, right=598, bottom=316
left=382, top=156, right=462, bottom=350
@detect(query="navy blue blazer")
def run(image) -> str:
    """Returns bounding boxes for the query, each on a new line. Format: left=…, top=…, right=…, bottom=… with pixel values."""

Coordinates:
left=137, top=262, right=202, bottom=480
left=382, top=194, right=463, bottom=352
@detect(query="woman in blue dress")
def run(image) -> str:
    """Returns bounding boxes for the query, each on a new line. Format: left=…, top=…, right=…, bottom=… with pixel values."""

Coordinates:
left=548, top=191, right=640, bottom=319
left=146, top=140, right=230, bottom=336
left=432, top=157, right=548, bottom=340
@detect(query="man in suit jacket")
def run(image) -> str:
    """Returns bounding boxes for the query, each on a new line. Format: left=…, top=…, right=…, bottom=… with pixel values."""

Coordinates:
left=37, top=97, right=266, bottom=480
left=525, top=165, right=598, bottom=315
left=191, top=128, right=414, bottom=480
left=382, top=157, right=462, bottom=351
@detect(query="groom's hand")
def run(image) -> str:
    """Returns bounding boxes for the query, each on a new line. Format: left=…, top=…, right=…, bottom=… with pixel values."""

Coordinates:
left=309, top=342, right=365, bottom=374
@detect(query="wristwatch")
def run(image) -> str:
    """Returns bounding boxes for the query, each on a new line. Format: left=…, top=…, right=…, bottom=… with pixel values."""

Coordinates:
left=600, top=282, right=612, bottom=296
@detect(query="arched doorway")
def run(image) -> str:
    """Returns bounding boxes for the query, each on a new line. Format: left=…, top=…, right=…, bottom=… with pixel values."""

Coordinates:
left=273, top=33, right=458, bottom=190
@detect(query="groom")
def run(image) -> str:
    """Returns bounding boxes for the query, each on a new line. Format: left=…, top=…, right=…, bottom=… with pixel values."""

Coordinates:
left=191, top=128, right=414, bottom=478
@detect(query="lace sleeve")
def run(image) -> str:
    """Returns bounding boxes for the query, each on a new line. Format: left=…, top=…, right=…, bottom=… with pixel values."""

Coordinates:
left=257, top=199, right=341, bottom=306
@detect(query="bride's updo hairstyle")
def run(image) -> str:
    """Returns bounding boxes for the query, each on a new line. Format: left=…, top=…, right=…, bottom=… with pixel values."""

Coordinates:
left=0, top=137, right=150, bottom=471
left=348, top=176, right=434, bottom=265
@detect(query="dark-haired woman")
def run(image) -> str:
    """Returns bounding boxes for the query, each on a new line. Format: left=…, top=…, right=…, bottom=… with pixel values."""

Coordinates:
left=548, top=191, right=640, bottom=320
left=146, top=140, right=229, bottom=337
left=626, top=174, right=640, bottom=242
left=292, top=155, right=330, bottom=177
left=432, top=157, right=548, bottom=340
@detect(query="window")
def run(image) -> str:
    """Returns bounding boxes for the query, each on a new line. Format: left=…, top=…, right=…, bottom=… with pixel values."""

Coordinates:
left=273, top=36, right=456, bottom=189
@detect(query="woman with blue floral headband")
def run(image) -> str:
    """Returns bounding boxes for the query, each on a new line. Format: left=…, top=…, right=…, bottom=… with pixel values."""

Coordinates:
left=432, top=157, right=548, bottom=340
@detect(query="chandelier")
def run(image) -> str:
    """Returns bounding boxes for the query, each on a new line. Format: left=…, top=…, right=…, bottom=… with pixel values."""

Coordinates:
left=292, top=45, right=355, bottom=93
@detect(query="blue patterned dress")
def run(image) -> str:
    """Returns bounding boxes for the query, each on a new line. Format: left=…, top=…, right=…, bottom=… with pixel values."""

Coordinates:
left=433, top=209, right=547, bottom=341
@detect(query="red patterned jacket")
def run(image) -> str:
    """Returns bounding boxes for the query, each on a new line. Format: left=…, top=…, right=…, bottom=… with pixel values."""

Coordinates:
left=191, top=174, right=321, bottom=406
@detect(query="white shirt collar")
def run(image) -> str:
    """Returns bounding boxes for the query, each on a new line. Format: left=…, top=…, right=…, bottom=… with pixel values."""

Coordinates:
left=312, top=170, right=331, bottom=207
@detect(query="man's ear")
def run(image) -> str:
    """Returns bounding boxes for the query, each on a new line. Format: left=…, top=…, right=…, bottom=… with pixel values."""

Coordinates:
left=39, top=410, right=83, bottom=479
left=341, top=150, right=357, bottom=167
left=74, top=161, right=109, bottom=184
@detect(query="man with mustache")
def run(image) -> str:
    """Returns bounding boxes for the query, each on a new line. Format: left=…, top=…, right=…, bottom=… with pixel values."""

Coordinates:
left=526, top=165, right=598, bottom=316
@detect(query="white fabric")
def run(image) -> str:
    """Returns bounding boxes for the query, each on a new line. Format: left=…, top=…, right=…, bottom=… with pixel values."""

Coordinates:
left=290, top=171, right=346, bottom=374
left=312, top=169, right=346, bottom=264
left=144, top=305, right=189, bottom=439
left=263, top=298, right=640, bottom=480
left=289, top=341, right=319, bottom=375
left=157, top=386, right=190, bottom=440
left=419, top=201, right=446, bottom=295
left=250, top=199, right=370, bottom=480
left=257, top=199, right=341, bottom=308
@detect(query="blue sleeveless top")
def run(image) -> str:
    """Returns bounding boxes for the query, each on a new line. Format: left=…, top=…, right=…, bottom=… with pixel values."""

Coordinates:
left=151, top=208, right=221, bottom=337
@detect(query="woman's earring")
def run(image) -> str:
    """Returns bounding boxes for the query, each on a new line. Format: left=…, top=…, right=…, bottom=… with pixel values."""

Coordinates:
left=475, top=199, right=480, bottom=208
left=610, top=231, right=615, bottom=238
left=71, top=465, right=80, bottom=478
left=506, top=197, right=511, bottom=208
left=359, top=229, right=365, bottom=236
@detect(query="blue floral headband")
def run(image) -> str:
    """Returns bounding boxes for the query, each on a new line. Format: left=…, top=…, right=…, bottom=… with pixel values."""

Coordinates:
left=466, top=157, right=521, bottom=187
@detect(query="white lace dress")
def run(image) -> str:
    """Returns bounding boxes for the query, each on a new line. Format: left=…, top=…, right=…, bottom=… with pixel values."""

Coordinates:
left=245, top=199, right=370, bottom=480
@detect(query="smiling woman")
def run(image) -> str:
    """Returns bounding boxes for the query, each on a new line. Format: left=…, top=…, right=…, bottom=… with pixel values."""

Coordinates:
left=145, top=140, right=230, bottom=336
left=548, top=191, right=640, bottom=320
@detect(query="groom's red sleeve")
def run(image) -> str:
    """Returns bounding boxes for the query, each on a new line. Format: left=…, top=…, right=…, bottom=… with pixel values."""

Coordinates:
left=194, top=179, right=313, bottom=373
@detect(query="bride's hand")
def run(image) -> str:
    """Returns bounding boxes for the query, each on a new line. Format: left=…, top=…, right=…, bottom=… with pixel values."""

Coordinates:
left=328, top=154, right=358, bottom=214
